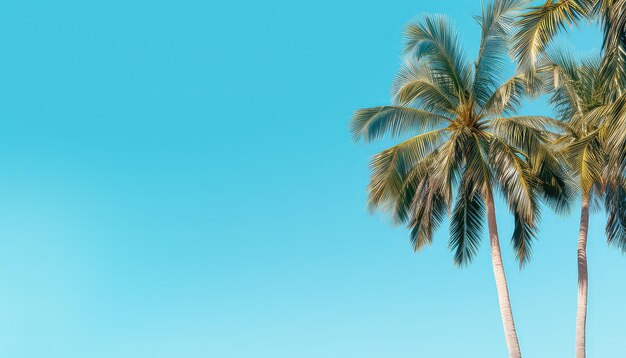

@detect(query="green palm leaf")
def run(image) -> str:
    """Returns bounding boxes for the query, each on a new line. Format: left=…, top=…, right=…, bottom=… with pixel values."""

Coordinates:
left=606, top=179, right=626, bottom=253
left=511, top=211, right=538, bottom=267
left=367, top=129, right=448, bottom=213
left=404, top=15, right=472, bottom=98
left=449, top=176, right=485, bottom=266
left=512, top=0, right=589, bottom=70
left=351, top=106, right=450, bottom=142
left=473, top=0, right=529, bottom=106
left=408, top=184, right=447, bottom=251
left=481, top=74, right=528, bottom=115
left=392, top=59, right=459, bottom=113
left=489, top=136, right=539, bottom=224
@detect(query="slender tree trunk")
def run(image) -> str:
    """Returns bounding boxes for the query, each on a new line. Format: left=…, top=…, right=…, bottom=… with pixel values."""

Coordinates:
left=576, top=194, right=590, bottom=358
left=484, top=185, right=522, bottom=358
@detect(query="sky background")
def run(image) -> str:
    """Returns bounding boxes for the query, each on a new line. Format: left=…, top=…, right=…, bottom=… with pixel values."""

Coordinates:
left=0, top=0, right=623, bottom=357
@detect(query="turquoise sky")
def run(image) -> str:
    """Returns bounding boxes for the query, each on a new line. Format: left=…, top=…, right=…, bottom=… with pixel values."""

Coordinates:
left=0, top=0, right=623, bottom=357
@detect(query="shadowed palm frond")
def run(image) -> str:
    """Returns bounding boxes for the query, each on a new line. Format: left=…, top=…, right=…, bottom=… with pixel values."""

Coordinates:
left=449, top=175, right=485, bottom=266
left=599, top=0, right=626, bottom=93
left=606, top=178, right=626, bottom=253
left=408, top=182, right=447, bottom=251
left=490, top=116, right=553, bottom=161
left=511, top=211, right=539, bottom=267
left=489, top=136, right=539, bottom=224
left=391, top=149, right=441, bottom=223
left=430, top=131, right=465, bottom=205
left=605, top=92, right=626, bottom=174
left=367, top=129, right=448, bottom=213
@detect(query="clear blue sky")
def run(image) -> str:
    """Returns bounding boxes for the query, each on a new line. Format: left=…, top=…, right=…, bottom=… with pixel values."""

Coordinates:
left=0, top=0, right=622, bottom=357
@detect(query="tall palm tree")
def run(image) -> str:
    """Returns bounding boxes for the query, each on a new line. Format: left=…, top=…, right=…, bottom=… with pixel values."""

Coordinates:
left=538, top=50, right=626, bottom=358
left=351, top=1, right=569, bottom=356
left=514, top=2, right=626, bottom=356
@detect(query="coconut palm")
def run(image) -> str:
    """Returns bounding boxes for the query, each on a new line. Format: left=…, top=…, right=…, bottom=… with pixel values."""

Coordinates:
left=351, top=1, right=569, bottom=356
left=539, top=50, right=626, bottom=358
left=514, top=5, right=626, bottom=356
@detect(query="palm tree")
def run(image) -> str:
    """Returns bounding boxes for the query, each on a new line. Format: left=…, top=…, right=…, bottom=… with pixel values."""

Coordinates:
left=538, top=50, right=626, bottom=358
left=351, top=1, right=569, bottom=356
left=514, top=2, right=626, bottom=355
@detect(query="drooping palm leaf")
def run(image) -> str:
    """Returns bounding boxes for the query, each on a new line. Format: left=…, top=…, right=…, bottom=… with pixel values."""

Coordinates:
left=449, top=174, right=486, bottom=266
left=408, top=181, right=447, bottom=251
left=605, top=178, right=626, bottom=252
left=367, top=129, right=448, bottom=213
left=511, top=211, right=539, bottom=267
left=489, top=135, right=539, bottom=223
left=512, top=0, right=590, bottom=71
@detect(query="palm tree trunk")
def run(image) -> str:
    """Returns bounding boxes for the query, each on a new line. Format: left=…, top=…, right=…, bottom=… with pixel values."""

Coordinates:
left=484, top=185, right=522, bottom=358
left=576, top=194, right=590, bottom=358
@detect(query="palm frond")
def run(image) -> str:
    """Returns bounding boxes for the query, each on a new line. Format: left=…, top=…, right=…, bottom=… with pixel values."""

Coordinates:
left=541, top=47, right=585, bottom=119
left=473, top=0, right=529, bottom=106
left=430, top=130, right=464, bottom=206
left=512, top=0, right=589, bottom=71
left=367, top=129, right=448, bottom=213
left=464, top=131, right=493, bottom=191
left=405, top=14, right=473, bottom=99
left=605, top=178, right=626, bottom=253
left=600, top=0, right=626, bottom=95
left=480, top=74, right=528, bottom=115
left=511, top=211, right=539, bottom=267
left=562, top=131, right=604, bottom=193
left=533, top=153, right=573, bottom=215
left=408, top=181, right=447, bottom=251
left=490, top=116, right=553, bottom=161
left=351, top=106, right=450, bottom=142
left=605, top=92, right=626, bottom=172
left=489, top=136, right=539, bottom=223
left=392, top=58, right=460, bottom=114
left=449, top=174, right=485, bottom=266
left=497, top=115, right=575, bottom=215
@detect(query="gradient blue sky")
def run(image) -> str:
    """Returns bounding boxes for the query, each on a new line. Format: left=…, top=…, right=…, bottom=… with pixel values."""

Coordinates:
left=0, top=0, right=622, bottom=357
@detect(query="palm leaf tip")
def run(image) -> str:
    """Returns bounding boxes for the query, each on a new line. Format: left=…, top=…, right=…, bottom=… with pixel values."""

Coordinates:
left=409, top=188, right=447, bottom=252
left=605, top=182, right=626, bottom=254
left=512, top=212, right=538, bottom=268
left=449, top=187, right=485, bottom=267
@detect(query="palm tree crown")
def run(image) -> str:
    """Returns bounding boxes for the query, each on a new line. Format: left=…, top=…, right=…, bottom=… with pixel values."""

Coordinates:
left=542, top=49, right=626, bottom=249
left=352, top=0, right=569, bottom=266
